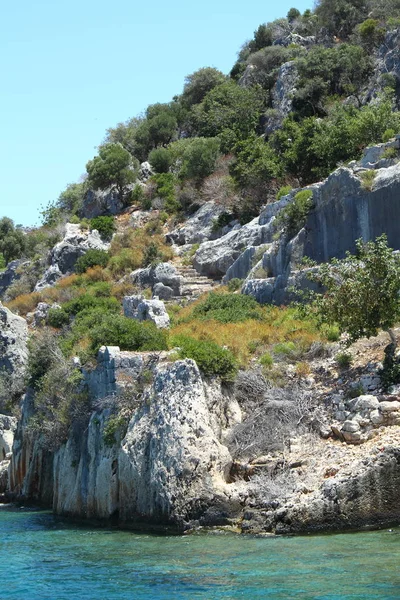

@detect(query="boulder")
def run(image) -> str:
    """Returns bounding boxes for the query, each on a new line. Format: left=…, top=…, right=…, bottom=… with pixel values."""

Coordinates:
left=166, top=202, right=228, bottom=246
left=153, top=282, right=174, bottom=300
left=139, top=161, right=154, bottom=182
left=36, top=223, right=110, bottom=289
left=0, top=414, right=17, bottom=460
left=123, top=295, right=170, bottom=329
left=0, top=303, right=28, bottom=394
left=131, top=262, right=182, bottom=296
left=35, top=264, right=63, bottom=291
left=193, top=217, right=274, bottom=278
left=0, top=260, right=30, bottom=299
left=81, top=187, right=123, bottom=219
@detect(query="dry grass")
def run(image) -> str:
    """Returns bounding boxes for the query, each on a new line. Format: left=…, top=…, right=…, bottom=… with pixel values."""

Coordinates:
left=6, top=292, right=42, bottom=315
left=170, top=304, right=322, bottom=366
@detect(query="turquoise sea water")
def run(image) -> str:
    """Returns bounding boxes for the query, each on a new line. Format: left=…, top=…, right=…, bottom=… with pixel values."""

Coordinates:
left=1, top=506, right=400, bottom=600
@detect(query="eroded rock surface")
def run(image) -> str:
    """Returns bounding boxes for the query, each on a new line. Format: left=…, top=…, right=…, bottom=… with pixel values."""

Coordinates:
left=36, top=223, right=110, bottom=290
left=123, top=295, right=170, bottom=329
left=9, top=353, right=240, bottom=529
left=0, top=303, right=28, bottom=394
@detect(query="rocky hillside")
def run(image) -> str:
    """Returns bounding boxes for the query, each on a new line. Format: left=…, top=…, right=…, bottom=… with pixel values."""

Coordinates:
left=3, top=0, right=400, bottom=533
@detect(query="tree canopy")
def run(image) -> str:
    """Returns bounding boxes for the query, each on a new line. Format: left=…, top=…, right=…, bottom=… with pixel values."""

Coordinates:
left=86, top=143, right=139, bottom=203
left=311, top=235, right=400, bottom=344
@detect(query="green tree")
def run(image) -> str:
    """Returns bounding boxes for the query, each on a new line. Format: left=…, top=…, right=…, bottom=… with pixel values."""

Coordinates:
left=57, top=182, right=87, bottom=216
left=179, top=137, right=220, bottom=181
left=230, top=134, right=282, bottom=188
left=0, top=217, right=26, bottom=264
left=315, top=0, right=369, bottom=38
left=287, top=7, right=301, bottom=22
left=86, top=143, right=139, bottom=204
left=248, top=24, right=273, bottom=52
left=181, top=67, right=226, bottom=108
left=311, top=235, right=400, bottom=346
left=189, top=81, right=265, bottom=151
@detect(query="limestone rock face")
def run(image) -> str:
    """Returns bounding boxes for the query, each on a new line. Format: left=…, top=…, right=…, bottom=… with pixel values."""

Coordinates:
left=166, top=202, right=228, bottom=246
left=123, top=295, right=170, bottom=329
left=365, top=29, right=400, bottom=104
left=35, top=223, right=110, bottom=289
left=0, top=260, right=30, bottom=299
left=82, top=187, right=122, bottom=219
left=243, top=446, right=400, bottom=535
left=266, top=61, right=299, bottom=134
left=0, top=415, right=17, bottom=460
left=0, top=303, right=28, bottom=394
left=10, top=354, right=239, bottom=529
left=194, top=152, right=400, bottom=304
left=0, top=414, right=17, bottom=494
left=118, top=360, right=234, bottom=525
left=193, top=217, right=275, bottom=278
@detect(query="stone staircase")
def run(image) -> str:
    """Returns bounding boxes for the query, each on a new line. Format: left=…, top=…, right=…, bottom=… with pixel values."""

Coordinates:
left=167, top=265, right=221, bottom=304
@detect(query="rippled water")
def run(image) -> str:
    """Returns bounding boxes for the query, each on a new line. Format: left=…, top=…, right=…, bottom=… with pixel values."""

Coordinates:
left=1, top=505, right=400, bottom=599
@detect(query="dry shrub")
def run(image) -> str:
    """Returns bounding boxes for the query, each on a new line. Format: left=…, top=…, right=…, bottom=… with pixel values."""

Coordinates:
left=42, top=285, right=82, bottom=306
left=84, top=266, right=112, bottom=283
left=56, top=274, right=80, bottom=288
left=228, top=370, right=314, bottom=460
left=6, top=292, right=41, bottom=315
left=108, top=227, right=173, bottom=278
left=201, top=173, right=239, bottom=208
left=111, top=280, right=138, bottom=300
left=170, top=305, right=320, bottom=366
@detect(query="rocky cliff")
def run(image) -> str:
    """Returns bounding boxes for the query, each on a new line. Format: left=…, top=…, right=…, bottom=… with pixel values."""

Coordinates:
left=8, top=348, right=242, bottom=530
left=7, top=331, right=400, bottom=534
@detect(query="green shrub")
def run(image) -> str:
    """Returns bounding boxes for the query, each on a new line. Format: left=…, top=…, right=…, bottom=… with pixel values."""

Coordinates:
left=336, top=351, right=353, bottom=368
left=381, top=147, right=398, bottom=159
left=276, top=186, right=292, bottom=200
left=359, top=170, right=376, bottom=191
left=75, top=249, right=109, bottom=274
left=89, top=314, right=168, bottom=355
left=275, top=189, right=313, bottom=237
left=357, top=19, right=385, bottom=50
left=63, top=294, right=120, bottom=316
left=0, top=217, right=26, bottom=264
left=103, top=415, right=128, bottom=446
left=90, top=216, right=116, bottom=240
left=0, top=253, right=6, bottom=270
left=383, top=129, right=396, bottom=143
left=171, top=335, right=237, bottom=378
left=152, top=173, right=179, bottom=213
left=130, top=184, right=151, bottom=210
left=273, top=341, right=296, bottom=356
left=27, top=330, right=62, bottom=388
left=227, top=278, right=243, bottom=292
left=149, top=147, right=173, bottom=173
left=323, top=325, right=340, bottom=342
left=47, top=308, right=70, bottom=329
left=142, top=242, right=161, bottom=267
left=230, top=134, right=282, bottom=189
left=260, top=352, right=274, bottom=367
left=380, top=342, right=400, bottom=391
left=191, top=292, right=262, bottom=323
left=179, top=137, right=220, bottom=181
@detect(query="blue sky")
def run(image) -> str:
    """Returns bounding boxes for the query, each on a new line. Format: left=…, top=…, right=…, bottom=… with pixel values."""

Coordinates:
left=0, top=0, right=311, bottom=226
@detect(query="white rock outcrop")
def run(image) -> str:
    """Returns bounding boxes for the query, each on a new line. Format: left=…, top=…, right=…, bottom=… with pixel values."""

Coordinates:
left=36, top=223, right=110, bottom=290
left=123, top=295, right=170, bottom=329
left=0, top=303, right=28, bottom=394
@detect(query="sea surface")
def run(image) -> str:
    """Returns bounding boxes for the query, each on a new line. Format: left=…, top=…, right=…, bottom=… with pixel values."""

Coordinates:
left=1, top=505, right=400, bottom=599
